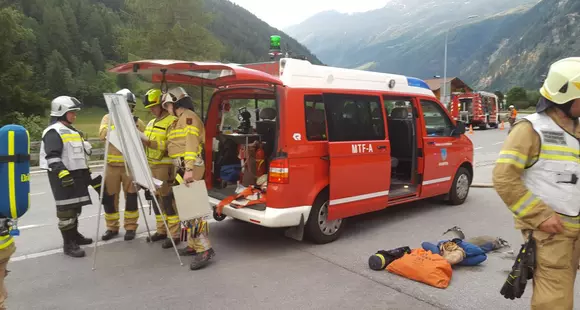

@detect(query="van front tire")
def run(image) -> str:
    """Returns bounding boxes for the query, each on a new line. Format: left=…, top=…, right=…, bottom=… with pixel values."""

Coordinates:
left=305, top=194, right=344, bottom=244
left=447, top=167, right=471, bottom=205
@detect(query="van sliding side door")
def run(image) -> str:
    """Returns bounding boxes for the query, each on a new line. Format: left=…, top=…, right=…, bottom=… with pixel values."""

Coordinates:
left=322, top=93, right=391, bottom=221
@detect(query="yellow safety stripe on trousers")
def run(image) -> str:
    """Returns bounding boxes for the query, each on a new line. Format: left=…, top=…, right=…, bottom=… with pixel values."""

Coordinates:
left=167, top=215, right=180, bottom=225
left=496, top=150, right=528, bottom=169
left=105, top=212, right=120, bottom=221
left=107, top=154, right=125, bottom=163
left=58, top=170, right=70, bottom=179
left=7, top=131, right=17, bottom=218
left=509, top=191, right=541, bottom=217
left=155, top=215, right=164, bottom=222
left=124, top=211, right=139, bottom=219
left=0, top=235, right=14, bottom=250
left=539, top=145, right=580, bottom=163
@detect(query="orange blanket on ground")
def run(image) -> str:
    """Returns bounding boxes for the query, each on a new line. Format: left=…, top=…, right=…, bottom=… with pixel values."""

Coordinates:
left=386, top=248, right=453, bottom=289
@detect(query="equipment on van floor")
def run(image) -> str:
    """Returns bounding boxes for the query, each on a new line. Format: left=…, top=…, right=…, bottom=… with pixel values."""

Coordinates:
left=237, top=107, right=252, bottom=134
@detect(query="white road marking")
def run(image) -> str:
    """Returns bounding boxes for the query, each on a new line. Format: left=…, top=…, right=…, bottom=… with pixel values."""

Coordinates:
left=475, top=147, right=483, bottom=150
left=30, top=192, right=45, bottom=196
left=11, top=217, right=227, bottom=263
left=494, top=141, right=504, bottom=145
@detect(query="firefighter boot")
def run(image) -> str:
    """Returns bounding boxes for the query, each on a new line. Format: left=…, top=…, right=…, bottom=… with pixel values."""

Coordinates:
left=124, top=230, right=136, bottom=241
left=62, top=230, right=86, bottom=258
left=73, top=223, right=93, bottom=245
left=146, top=233, right=167, bottom=243
left=161, top=238, right=180, bottom=249
left=190, top=248, right=215, bottom=270
left=178, top=246, right=196, bottom=256
left=102, top=230, right=119, bottom=241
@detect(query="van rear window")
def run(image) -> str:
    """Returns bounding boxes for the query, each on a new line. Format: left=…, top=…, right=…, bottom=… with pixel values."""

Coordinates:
left=304, top=95, right=327, bottom=141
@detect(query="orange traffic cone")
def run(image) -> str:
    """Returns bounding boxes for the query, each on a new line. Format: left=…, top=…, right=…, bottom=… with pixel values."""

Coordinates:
left=469, top=125, right=474, bottom=135
left=500, top=121, right=505, bottom=130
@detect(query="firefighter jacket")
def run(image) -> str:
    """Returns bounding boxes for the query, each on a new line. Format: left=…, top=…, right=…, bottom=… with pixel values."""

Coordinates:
left=493, top=107, right=580, bottom=230
left=167, top=109, right=205, bottom=171
left=39, top=121, right=92, bottom=210
left=144, top=111, right=177, bottom=166
left=99, top=114, right=146, bottom=166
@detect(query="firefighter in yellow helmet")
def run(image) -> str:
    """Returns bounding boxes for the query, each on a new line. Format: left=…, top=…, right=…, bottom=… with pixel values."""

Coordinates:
left=161, top=87, right=215, bottom=270
left=98, top=89, right=146, bottom=241
left=139, top=89, right=181, bottom=248
left=493, top=57, right=580, bottom=309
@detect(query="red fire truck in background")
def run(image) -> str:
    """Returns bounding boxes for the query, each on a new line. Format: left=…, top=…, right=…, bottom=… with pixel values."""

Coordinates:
left=449, top=91, right=499, bottom=130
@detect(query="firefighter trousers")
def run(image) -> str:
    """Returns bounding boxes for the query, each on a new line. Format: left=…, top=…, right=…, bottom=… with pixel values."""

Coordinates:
left=0, top=243, right=15, bottom=310
left=522, top=228, right=580, bottom=310
left=150, top=165, right=180, bottom=238
left=103, top=164, right=139, bottom=231
left=174, top=165, right=212, bottom=253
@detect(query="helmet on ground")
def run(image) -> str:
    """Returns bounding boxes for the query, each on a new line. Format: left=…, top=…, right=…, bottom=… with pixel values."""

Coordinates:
left=162, top=87, right=194, bottom=111
left=143, top=89, right=162, bottom=108
left=50, top=96, right=82, bottom=117
left=539, top=57, right=580, bottom=104
left=116, top=88, right=137, bottom=106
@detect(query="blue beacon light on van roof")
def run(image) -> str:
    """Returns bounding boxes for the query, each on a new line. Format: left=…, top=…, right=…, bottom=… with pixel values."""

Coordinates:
left=406, top=77, right=431, bottom=90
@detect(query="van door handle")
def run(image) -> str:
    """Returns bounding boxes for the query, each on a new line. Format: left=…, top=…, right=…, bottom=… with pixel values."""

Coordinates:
left=321, top=155, right=329, bottom=161
left=377, top=145, right=387, bottom=150
left=427, top=141, right=435, bottom=145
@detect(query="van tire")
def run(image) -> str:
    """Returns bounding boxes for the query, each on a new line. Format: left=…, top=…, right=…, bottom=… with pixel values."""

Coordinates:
left=447, top=167, right=471, bottom=205
left=305, top=193, right=344, bottom=244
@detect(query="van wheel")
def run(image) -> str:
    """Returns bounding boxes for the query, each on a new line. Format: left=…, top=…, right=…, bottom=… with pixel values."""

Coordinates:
left=305, top=195, right=344, bottom=244
left=447, top=167, right=471, bottom=205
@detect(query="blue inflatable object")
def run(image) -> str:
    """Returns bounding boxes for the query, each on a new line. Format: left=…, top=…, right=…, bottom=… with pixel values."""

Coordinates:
left=0, top=125, right=30, bottom=223
left=421, top=239, right=487, bottom=266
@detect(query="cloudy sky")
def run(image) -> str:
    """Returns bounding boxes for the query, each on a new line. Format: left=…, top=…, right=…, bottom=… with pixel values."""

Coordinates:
left=230, top=0, right=390, bottom=29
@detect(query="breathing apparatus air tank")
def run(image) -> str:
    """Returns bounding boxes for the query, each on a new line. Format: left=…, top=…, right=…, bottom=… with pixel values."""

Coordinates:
left=0, top=125, right=31, bottom=236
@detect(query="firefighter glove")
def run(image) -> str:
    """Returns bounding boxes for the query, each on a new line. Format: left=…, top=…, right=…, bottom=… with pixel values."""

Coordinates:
left=500, top=232, right=535, bottom=300
left=58, top=170, right=74, bottom=187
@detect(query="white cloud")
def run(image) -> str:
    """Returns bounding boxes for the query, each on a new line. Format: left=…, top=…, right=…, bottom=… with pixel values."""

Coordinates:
left=229, top=0, right=390, bottom=29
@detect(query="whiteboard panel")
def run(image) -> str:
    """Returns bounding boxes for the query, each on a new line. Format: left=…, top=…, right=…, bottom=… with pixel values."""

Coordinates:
left=103, top=93, right=156, bottom=192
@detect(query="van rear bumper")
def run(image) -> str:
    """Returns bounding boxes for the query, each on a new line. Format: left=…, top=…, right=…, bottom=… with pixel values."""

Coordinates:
left=208, top=198, right=311, bottom=228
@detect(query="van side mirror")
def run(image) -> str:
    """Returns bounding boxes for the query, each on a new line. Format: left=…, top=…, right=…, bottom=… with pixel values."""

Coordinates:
left=453, top=121, right=466, bottom=136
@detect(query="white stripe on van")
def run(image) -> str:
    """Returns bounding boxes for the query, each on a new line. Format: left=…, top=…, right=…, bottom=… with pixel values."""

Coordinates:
left=422, top=176, right=452, bottom=185
left=329, top=190, right=390, bottom=206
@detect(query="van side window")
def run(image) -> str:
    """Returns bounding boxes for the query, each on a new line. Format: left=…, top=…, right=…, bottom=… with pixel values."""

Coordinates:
left=384, top=99, right=414, bottom=118
left=304, top=95, right=327, bottom=141
left=420, top=100, right=453, bottom=137
left=324, top=94, right=386, bottom=142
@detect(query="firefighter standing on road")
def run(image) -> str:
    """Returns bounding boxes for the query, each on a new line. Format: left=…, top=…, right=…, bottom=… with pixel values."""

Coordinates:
left=493, top=57, right=580, bottom=310
left=140, top=89, right=181, bottom=248
left=160, top=87, right=215, bottom=270
left=39, top=96, right=94, bottom=258
left=508, top=105, right=517, bottom=126
left=99, top=89, right=146, bottom=241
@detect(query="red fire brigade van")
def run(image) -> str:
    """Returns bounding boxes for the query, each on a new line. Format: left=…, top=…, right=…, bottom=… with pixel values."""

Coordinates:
left=109, top=58, right=474, bottom=244
left=449, top=91, right=499, bottom=130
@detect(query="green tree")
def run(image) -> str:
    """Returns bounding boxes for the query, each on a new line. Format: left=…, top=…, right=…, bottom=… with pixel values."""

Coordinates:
left=0, top=7, right=46, bottom=125
left=90, top=38, right=105, bottom=71
left=506, top=87, right=529, bottom=110
left=526, top=90, right=541, bottom=107
left=45, top=50, right=75, bottom=97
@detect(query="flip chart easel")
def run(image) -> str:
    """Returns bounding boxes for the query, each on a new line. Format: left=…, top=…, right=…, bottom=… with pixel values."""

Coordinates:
left=91, top=93, right=184, bottom=270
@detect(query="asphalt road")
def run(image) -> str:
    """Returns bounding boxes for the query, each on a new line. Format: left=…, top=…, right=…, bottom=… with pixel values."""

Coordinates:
left=11, top=122, right=577, bottom=310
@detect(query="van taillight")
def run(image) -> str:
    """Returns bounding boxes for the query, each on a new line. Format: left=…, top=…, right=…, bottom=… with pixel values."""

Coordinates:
left=268, top=158, right=289, bottom=184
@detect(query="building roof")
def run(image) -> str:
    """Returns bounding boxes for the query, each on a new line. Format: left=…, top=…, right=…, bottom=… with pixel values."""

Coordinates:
left=423, top=77, right=472, bottom=92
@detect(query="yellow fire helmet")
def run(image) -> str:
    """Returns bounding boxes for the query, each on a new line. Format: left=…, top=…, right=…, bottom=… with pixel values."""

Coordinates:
left=540, top=57, right=580, bottom=104
left=143, top=89, right=162, bottom=108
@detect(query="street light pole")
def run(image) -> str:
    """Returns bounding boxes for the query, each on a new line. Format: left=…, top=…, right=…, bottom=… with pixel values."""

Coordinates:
left=441, top=14, right=479, bottom=105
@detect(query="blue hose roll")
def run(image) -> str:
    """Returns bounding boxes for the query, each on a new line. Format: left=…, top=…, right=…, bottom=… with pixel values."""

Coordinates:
left=0, top=125, right=30, bottom=219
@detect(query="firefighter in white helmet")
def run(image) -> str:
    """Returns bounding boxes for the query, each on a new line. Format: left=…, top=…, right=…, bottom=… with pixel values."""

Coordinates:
left=98, top=89, right=146, bottom=241
left=493, top=57, right=580, bottom=308
left=508, top=104, right=517, bottom=126
left=161, top=87, right=215, bottom=270
left=39, top=96, right=94, bottom=258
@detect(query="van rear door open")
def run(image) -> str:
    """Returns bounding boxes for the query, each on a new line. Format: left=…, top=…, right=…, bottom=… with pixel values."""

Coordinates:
left=322, top=93, right=391, bottom=221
